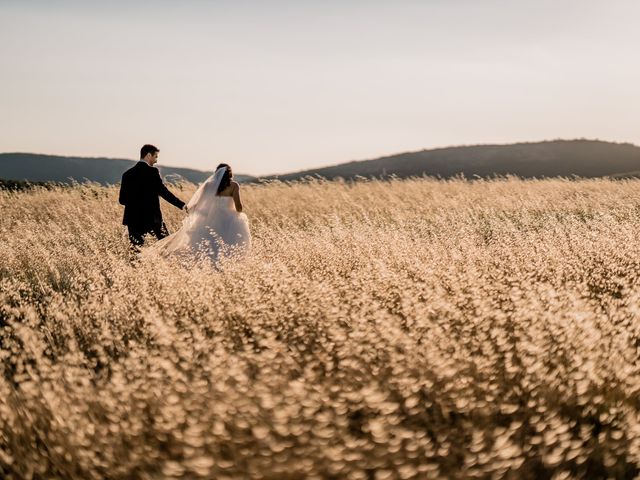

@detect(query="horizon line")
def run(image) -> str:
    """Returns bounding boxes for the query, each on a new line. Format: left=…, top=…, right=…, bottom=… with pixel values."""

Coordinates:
left=1, top=138, right=634, bottom=177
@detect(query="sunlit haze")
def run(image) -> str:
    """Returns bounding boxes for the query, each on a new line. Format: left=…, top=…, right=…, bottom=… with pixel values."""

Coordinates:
left=2, top=0, right=639, bottom=176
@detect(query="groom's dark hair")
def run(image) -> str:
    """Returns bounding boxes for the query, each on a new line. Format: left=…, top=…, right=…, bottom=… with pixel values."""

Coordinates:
left=140, top=144, right=159, bottom=159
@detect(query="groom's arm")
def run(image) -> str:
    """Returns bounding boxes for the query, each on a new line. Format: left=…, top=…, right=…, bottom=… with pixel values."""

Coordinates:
left=154, top=169, right=186, bottom=210
left=118, top=173, right=129, bottom=205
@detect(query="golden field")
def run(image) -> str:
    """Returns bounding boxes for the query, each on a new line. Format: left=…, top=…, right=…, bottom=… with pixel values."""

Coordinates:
left=1, top=177, right=640, bottom=479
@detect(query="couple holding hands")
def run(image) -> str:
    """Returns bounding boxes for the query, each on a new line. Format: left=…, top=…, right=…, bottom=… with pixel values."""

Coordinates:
left=119, top=144, right=250, bottom=261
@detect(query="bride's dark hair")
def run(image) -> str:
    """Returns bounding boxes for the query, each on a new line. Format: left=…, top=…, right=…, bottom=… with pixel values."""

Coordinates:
left=216, top=163, right=232, bottom=194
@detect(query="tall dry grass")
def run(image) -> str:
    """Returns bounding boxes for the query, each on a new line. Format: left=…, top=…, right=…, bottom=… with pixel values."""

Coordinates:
left=1, top=177, right=640, bottom=479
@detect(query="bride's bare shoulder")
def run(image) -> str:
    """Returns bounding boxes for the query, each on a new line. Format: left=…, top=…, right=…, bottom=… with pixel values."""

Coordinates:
left=218, top=181, right=239, bottom=197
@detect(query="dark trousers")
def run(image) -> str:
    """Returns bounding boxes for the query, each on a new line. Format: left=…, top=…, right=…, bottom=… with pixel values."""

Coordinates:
left=127, top=222, right=169, bottom=249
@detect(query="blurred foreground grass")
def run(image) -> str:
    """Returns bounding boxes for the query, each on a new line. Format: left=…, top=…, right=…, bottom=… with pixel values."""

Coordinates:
left=1, top=177, right=640, bottom=479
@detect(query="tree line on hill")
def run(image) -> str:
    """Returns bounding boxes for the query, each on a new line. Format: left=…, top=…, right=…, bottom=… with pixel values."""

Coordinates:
left=258, top=140, right=640, bottom=182
left=2, top=140, right=640, bottom=189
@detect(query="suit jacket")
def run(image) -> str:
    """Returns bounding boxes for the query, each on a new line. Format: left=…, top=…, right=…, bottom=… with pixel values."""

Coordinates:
left=118, top=161, right=185, bottom=231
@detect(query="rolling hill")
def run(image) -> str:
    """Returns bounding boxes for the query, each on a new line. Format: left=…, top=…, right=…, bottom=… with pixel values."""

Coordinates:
left=259, top=140, right=640, bottom=182
left=4, top=140, right=640, bottom=187
left=0, top=153, right=255, bottom=185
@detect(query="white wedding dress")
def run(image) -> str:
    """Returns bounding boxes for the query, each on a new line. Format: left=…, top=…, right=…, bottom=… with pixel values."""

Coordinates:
left=148, top=167, right=251, bottom=262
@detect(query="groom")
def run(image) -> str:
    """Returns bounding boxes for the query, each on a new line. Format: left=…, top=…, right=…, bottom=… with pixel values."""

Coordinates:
left=119, top=144, right=188, bottom=248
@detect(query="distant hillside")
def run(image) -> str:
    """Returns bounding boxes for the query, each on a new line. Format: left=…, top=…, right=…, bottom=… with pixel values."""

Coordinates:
left=0, top=153, right=256, bottom=185
left=5, top=140, right=640, bottom=187
left=0, top=178, right=58, bottom=191
left=260, top=140, right=640, bottom=182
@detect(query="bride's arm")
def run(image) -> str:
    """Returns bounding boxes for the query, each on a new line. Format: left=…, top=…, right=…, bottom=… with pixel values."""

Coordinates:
left=232, top=182, right=243, bottom=212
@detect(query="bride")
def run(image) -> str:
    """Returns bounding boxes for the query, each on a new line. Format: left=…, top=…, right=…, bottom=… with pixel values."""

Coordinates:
left=148, top=163, right=251, bottom=262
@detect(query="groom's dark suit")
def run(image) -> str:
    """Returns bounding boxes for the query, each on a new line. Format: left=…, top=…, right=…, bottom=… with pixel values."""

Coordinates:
left=119, top=161, right=185, bottom=246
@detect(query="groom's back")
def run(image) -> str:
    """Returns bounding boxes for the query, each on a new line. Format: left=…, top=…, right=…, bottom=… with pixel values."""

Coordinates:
left=119, top=162, right=161, bottom=227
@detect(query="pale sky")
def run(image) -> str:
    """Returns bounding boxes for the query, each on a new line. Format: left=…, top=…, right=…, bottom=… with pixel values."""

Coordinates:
left=1, top=1, right=639, bottom=176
